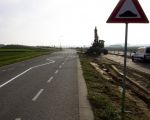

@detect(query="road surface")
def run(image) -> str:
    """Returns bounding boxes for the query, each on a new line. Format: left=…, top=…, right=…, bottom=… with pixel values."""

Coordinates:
left=0, top=49, right=79, bottom=120
left=105, top=54, right=150, bottom=74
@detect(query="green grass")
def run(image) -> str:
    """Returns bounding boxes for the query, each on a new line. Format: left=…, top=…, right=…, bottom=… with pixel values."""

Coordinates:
left=78, top=53, right=149, bottom=120
left=0, top=47, right=59, bottom=67
left=79, top=53, right=120, bottom=120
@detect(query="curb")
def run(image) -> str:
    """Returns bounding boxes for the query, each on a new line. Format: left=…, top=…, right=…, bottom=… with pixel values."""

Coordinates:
left=77, top=58, right=94, bottom=120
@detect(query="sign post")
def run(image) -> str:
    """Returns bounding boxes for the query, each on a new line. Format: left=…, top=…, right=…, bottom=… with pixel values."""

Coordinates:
left=121, top=23, right=128, bottom=120
left=106, top=0, right=149, bottom=120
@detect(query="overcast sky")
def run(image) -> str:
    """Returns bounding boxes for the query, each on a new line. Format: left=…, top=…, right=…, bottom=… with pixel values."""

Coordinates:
left=0, top=0, right=150, bottom=47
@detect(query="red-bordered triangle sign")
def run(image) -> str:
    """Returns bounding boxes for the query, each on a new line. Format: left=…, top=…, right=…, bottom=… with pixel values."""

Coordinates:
left=107, top=0, right=149, bottom=23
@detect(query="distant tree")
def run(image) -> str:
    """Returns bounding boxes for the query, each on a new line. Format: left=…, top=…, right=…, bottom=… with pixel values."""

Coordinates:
left=86, top=27, right=108, bottom=56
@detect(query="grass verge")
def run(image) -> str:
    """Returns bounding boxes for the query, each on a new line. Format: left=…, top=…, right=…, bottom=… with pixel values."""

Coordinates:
left=78, top=53, right=149, bottom=120
left=0, top=47, right=60, bottom=67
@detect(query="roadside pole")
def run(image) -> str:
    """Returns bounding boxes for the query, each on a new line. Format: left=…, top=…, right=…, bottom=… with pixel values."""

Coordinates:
left=121, top=23, right=128, bottom=120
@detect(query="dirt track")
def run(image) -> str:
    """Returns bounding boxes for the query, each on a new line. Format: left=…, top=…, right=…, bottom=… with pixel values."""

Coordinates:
left=105, top=54, right=150, bottom=74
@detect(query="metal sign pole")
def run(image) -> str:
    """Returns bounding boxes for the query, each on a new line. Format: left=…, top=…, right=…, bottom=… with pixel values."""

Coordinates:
left=107, top=1, right=148, bottom=120
left=121, top=23, right=128, bottom=120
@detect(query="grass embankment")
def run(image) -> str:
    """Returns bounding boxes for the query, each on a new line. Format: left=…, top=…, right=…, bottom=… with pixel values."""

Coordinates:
left=79, top=53, right=149, bottom=120
left=0, top=46, right=59, bottom=67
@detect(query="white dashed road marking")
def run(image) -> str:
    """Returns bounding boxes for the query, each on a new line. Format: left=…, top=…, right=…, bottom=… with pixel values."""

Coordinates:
left=55, top=70, right=59, bottom=74
left=59, top=65, right=62, bottom=69
left=15, top=118, right=21, bottom=120
left=47, top=76, right=53, bottom=83
left=32, top=89, right=44, bottom=101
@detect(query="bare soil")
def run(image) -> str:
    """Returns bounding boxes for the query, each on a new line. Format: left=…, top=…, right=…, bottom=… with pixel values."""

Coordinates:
left=95, top=56, right=150, bottom=119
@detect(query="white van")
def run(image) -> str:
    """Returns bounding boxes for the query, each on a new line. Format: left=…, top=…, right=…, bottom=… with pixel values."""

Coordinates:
left=131, top=47, right=150, bottom=62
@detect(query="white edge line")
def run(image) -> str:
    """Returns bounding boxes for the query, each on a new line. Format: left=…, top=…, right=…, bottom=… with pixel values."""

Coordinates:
left=0, top=60, right=55, bottom=89
left=32, top=89, right=44, bottom=101
left=47, top=76, right=53, bottom=83
left=0, top=68, right=32, bottom=88
left=32, top=60, right=55, bottom=69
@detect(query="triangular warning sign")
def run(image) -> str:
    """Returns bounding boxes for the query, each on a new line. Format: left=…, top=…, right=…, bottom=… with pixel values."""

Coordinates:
left=107, top=0, right=149, bottom=23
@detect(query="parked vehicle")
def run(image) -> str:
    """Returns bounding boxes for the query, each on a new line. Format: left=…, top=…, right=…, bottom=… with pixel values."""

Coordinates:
left=131, top=47, right=150, bottom=62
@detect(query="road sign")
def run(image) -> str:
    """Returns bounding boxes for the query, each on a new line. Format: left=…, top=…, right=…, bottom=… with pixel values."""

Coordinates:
left=107, top=0, right=149, bottom=23
left=106, top=1, right=149, bottom=120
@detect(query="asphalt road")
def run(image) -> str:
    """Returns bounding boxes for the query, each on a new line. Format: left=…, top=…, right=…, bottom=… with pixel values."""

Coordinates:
left=105, top=54, right=150, bottom=74
left=0, top=49, right=79, bottom=120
